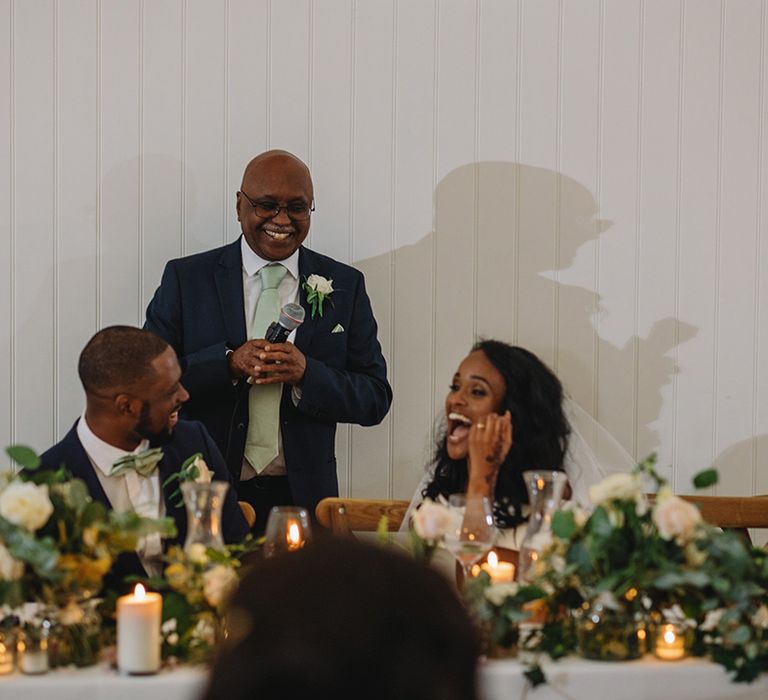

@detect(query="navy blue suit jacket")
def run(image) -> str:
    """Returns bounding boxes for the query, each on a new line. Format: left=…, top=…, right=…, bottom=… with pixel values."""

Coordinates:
left=39, top=419, right=248, bottom=586
left=144, top=240, right=392, bottom=513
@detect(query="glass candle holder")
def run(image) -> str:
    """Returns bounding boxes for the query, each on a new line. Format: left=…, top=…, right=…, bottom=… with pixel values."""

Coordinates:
left=17, top=623, right=50, bottom=675
left=0, top=629, right=15, bottom=675
left=263, top=506, right=312, bottom=558
left=654, top=623, right=686, bottom=661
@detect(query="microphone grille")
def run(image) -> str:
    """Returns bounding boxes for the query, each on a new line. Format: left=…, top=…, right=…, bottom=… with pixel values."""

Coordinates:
left=279, top=303, right=306, bottom=331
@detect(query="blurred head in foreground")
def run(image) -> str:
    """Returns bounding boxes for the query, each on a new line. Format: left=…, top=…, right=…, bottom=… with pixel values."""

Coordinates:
left=202, top=537, right=480, bottom=700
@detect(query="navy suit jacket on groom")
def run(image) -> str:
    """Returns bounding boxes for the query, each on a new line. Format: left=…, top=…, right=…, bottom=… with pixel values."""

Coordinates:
left=144, top=240, right=392, bottom=513
left=39, top=419, right=248, bottom=586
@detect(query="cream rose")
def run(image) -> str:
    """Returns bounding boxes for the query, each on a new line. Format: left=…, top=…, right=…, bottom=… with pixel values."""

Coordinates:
left=589, top=473, right=643, bottom=506
left=203, top=565, right=239, bottom=608
left=412, top=499, right=455, bottom=541
left=653, top=495, right=702, bottom=544
left=0, top=481, right=54, bottom=531
left=0, top=541, right=24, bottom=581
left=306, top=274, right=334, bottom=295
left=484, top=582, right=519, bottom=607
left=187, top=542, right=209, bottom=566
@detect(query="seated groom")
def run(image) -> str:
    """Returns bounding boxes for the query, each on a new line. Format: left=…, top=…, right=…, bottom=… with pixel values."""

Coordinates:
left=39, top=326, right=248, bottom=584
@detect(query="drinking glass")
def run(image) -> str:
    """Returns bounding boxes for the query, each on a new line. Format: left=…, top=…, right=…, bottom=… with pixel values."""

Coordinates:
left=442, top=494, right=496, bottom=580
left=263, top=506, right=313, bottom=558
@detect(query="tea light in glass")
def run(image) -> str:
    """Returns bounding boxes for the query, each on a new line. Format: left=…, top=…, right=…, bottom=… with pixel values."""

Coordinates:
left=654, top=623, right=686, bottom=661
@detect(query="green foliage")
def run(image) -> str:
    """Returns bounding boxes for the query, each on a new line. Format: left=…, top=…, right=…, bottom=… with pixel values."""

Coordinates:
left=693, top=468, right=719, bottom=489
left=5, top=444, right=41, bottom=470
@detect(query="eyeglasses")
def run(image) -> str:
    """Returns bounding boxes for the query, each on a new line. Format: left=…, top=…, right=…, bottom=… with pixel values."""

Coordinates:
left=240, top=190, right=315, bottom=221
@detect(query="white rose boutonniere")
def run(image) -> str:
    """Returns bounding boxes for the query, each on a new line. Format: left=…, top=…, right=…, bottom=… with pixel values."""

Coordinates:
left=163, top=452, right=214, bottom=507
left=302, top=274, right=335, bottom=319
left=0, top=480, right=54, bottom=532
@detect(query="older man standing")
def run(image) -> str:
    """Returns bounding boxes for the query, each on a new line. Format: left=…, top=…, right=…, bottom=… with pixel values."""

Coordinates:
left=145, top=150, right=392, bottom=531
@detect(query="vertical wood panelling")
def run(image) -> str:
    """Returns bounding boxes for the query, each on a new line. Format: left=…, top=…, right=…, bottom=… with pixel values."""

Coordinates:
left=100, top=1, right=141, bottom=326
left=713, top=0, right=763, bottom=497
left=757, top=1, right=768, bottom=499
left=57, top=0, right=99, bottom=434
left=596, top=0, right=642, bottom=456
left=675, top=0, right=722, bottom=491
left=3, top=1, right=768, bottom=503
left=0, top=0, right=12, bottom=453
left=476, top=1, right=520, bottom=346
left=349, top=0, right=395, bottom=498
left=13, top=0, right=56, bottom=448
left=227, top=0, right=269, bottom=243
left=390, top=0, right=438, bottom=497
left=268, top=0, right=311, bottom=160
left=143, top=0, right=184, bottom=304
left=557, top=0, right=601, bottom=420
left=635, top=0, right=683, bottom=473
left=433, top=1, right=478, bottom=422
left=516, top=0, right=561, bottom=369
left=184, top=0, right=226, bottom=254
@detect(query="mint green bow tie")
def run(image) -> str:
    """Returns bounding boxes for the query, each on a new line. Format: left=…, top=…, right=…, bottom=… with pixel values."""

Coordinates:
left=110, top=447, right=164, bottom=478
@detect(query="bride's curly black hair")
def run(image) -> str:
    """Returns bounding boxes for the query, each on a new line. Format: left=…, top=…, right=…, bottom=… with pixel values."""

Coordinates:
left=422, top=340, right=570, bottom=528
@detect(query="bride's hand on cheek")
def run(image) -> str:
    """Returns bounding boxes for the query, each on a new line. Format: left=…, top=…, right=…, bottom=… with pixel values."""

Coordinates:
left=467, top=410, right=513, bottom=496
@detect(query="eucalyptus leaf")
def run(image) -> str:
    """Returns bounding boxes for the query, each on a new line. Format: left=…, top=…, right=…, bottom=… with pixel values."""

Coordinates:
left=5, top=444, right=41, bottom=470
left=726, top=625, right=751, bottom=646
left=693, top=468, right=719, bottom=489
left=0, top=517, right=60, bottom=580
left=552, top=510, right=576, bottom=540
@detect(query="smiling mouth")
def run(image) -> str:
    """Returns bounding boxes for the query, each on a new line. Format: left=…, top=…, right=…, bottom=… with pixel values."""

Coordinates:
left=447, top=411, right=472, bottom=443
left=263, top=227, right=294, bottom=242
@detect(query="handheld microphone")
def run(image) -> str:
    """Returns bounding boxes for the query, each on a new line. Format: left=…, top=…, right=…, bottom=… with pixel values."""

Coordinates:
left=265, top=303, right=306, bottom=343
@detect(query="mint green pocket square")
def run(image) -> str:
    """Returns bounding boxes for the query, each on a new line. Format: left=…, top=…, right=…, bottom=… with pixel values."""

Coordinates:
left=331, top=324, right=344, bottom=334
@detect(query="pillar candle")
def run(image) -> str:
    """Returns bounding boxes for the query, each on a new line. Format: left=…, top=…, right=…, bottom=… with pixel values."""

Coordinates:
left=480, top=551, right=515, bottom=584
left=117, top=583, right=162, bottom=674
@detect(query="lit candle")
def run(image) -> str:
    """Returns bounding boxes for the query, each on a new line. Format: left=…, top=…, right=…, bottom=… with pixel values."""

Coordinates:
left=117, top=583, right=162, bottom=674
left=480, top=551, right=516, bottom=584
left=0, top=637, right=13, bottom=675
left=286, top=519, right=304, bottom=551
left=654, top=623, right=686, bottom=661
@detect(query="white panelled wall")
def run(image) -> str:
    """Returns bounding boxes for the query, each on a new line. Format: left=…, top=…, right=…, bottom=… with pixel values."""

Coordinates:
left=2, top=0, right=767, bottom=505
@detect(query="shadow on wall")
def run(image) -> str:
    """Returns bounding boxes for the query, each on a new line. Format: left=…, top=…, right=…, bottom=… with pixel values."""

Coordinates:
left=356, top=162, right=697, bottom=472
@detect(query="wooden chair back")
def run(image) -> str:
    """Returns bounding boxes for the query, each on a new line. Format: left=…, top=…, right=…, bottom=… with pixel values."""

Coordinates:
left=315, top=498, right=410, bottom=534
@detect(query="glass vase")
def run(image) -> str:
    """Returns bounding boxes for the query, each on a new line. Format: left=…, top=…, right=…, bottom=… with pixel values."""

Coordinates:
left=517, top=470, right=569, bottom=581
left=181, top=481, right=229, bottom=553
left=576, top=597, right=646, bottom=661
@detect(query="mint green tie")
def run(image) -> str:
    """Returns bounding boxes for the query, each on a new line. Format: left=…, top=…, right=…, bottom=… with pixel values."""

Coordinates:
left=245, top=264, right=288, bottom=472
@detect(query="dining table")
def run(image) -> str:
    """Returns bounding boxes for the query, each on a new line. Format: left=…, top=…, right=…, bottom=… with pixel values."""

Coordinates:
left=2, top=655, right=767, bottom=700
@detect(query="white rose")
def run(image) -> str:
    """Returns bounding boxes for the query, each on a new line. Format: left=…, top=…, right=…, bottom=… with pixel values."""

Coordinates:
left=186, top=542, right=209, bottom=566
left=653, top=495, right=702, bottom=544
left=412, top=499, right=455, bottom=541
left=193, top=457, right=213, bottom=484
left=0, top=541, right=23, bottom=581
left=307, top=274, right=334, bottom=295
left=0, top=481, right=54, bottom=532
left=589, top=473, right=643, bottom=506
left=484, top=582, right=519, bottom=607
left=202, top=565, right=239, bottom=608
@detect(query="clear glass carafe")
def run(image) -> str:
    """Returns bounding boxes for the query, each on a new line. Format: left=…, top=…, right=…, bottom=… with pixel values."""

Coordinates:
left=181, top=481, right=229, bottom=553
left=517, top=470, right=569, bottom=581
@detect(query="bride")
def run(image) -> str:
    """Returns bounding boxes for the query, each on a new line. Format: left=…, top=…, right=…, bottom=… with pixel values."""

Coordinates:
left=403, top=340, right=634, bottom=547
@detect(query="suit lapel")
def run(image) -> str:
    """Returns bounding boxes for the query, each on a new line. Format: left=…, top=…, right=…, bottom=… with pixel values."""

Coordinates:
left=295, top=246, right=319, bottom=352
left=59, top=424, right=113, bottom=510
left=214, top=239, right=248, bottom=347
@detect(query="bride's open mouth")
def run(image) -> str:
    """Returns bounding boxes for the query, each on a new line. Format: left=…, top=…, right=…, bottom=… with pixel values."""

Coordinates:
left=447, top=412, right=472, bottom=443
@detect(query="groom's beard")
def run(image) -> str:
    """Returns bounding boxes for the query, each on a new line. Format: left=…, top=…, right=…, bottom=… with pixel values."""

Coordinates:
left=136, top=401, right=173, bottom=446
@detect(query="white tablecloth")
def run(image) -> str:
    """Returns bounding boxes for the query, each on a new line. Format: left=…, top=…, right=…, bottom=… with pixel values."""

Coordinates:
left=2, top=657, right=768, bottom=700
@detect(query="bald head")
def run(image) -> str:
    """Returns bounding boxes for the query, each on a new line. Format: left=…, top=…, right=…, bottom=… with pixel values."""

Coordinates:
left=237, top=150, right=314, bottom=261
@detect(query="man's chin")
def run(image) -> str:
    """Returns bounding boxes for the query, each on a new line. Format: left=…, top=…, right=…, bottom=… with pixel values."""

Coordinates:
left=140, top=427, right=174, bottom=446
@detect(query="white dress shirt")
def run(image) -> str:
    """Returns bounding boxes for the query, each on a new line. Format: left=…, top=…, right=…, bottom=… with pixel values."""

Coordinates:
left=240, top=237, right=300, bottom=479
left=76, top=413, right=165, bottom=577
